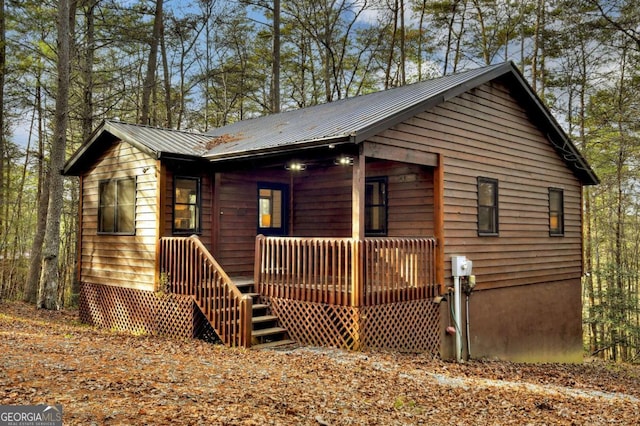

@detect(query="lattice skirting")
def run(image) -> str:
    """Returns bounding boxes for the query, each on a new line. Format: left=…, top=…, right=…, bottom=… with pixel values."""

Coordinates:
left=79, top=282, right=218, bottom=342
left=267, top=297, right=440, bottom=354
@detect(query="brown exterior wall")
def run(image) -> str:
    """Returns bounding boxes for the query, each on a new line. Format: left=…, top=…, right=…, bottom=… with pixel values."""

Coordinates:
left=80, top=141, right=157, bottom=291
left=77, top=78, right=586, bottom=362
left=373, top=80, right=583, bottom=292
left=293, top=160, right=434, bottom=238
left=293, top=164, right=352, bottom=237
left=214, top=170, right=288, bottom=276
left=440, top=280, right=583, bottom=363
left=213, top=160, right=435, bottom=276
left=370, top=79, right=584, bottom=361
left=367, top=160, right=435, bottom=237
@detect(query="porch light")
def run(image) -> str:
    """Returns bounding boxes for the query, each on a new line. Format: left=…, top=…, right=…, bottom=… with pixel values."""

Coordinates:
left=335, top=156, right=354, bottom=166
left=285, top=161, right=306, bottom=171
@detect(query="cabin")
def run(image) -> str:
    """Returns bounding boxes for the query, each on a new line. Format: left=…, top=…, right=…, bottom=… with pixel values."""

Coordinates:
left=63, top=62, right=598, bottom=363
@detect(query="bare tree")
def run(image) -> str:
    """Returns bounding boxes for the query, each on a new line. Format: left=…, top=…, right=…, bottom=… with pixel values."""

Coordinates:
left=140, top=0, right=163, bottom=125
left=38, top=0, right=71, bottom=310
left=0, top=0, right=5, bottom=240
left=272, top=0, right=280, bottom=112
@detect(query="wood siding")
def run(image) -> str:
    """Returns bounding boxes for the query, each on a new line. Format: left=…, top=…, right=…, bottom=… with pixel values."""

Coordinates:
left=293, top=161, right=434, bottom=238
left=367, top=161, right=434, bottom=237
left=368, top=80, right=583, bottom=290
left=215, top=170, right=288, bottom=276
left=293, top=165, right=352, bottom=237
left=80, top=142, right=157, bottom=291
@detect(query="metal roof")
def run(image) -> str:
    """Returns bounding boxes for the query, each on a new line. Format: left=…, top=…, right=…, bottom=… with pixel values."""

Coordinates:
left=64, top=120, right=213, bottom=175
left=203, top=62, right=511, bottom=159
left=100, top=120, right=213, bottom=156
left=63, top=62, right=598, bottom=185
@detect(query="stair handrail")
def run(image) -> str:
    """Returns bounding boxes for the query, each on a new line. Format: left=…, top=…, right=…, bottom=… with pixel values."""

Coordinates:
left=160, top=235, right=252, bottom=348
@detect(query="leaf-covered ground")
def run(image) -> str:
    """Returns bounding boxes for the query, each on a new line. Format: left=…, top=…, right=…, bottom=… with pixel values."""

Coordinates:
left=1, top=301, right=639, bottom=425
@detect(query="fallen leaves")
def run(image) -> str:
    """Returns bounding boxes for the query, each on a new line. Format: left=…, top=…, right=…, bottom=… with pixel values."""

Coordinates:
left=1, top=300, right=640, bottom=425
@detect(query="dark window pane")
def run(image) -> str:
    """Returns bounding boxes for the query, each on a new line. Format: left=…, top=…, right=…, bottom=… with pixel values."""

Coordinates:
left=477, top=177, right=498, bottom=235
left=478, top=206, right=493, bottom=233
left=549, top=188, right=564, bottom=235
left=365, top=178, right=387, bottom=236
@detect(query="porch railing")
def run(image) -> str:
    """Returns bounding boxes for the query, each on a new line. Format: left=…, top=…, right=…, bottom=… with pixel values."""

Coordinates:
left=255, top=235, right=438, bottom=307
left=159, top=235, right=252, bottom=348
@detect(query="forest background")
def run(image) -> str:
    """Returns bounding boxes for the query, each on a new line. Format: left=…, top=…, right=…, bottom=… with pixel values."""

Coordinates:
left=0, top=0, right=637, bottom=362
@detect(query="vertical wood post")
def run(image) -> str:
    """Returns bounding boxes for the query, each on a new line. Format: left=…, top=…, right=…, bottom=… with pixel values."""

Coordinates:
left=351, top=148, right=365, bottom=306
left=154, top=160, right=166, bottom=291
left=254, top=234, right=264, bottom=295
left=434, top=154, right=445, bottom=293
left=241, top=294, right=253, bottom=348
left=580, top=188, right=585, bottom=275
left=352, top=147, right=365, bottom=240
left=76, top=175, right=84, bottom=285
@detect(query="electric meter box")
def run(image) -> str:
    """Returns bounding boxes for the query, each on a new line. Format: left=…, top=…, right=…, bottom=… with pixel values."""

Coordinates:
left=451, top=256, right=473, bottom=277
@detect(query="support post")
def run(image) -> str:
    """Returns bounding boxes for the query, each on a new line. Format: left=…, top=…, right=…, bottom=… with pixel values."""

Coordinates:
left=434, top=154, right=445, bottom=293
left=254, top=235, right=264, bottom=295
left=155, top=160, right=166, bottom=291
left=242, top=295, right=253, bottom=348
left=76, top=175, right=84, bottom=285
left=351, top=148, right=365, bottom=306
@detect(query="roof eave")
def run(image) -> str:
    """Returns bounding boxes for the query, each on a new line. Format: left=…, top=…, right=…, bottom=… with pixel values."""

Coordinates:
left=63, top=120, right=160, bottom=176
left=203, top=135, right=353, bottom=162
left=505, top=66, right=599, bottom=186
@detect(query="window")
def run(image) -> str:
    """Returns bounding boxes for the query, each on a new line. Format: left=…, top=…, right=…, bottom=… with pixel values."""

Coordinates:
left=366, top=177, right=388, bottom=236
left=173, top=177, right=201, bottom=233
left=477, top=177, right=498, bottom=235
left=258, top=183, right=288, bottom=235
left=549, top=188, right=564, bottom=236
left=98, top=177, right=135, bottom=234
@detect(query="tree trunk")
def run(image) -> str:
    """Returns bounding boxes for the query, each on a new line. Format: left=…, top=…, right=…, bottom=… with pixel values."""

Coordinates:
left=23, top=68, right=47, bottom=304
left=272, top=0, right=280, bottom=113
left=452, top=0, right=466, bottom=73
left=532, top=0, right=544, bottom=92
left=0, top=0, right=6, bottom=243
left=80, top=1, right=95, bottom=140
left=38, top=0, right=71, bottom=310
left=140, top=0, right=163, bottom=124
left=384, top=0, right=398, bottom=89
left=70, top=0, right=95, bottom=305
left=161, top=29, right=171, bottom=128
left=399, top=0, right=406, bottom=86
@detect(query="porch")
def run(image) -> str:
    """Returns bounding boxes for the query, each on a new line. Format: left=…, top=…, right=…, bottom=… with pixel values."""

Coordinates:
left=159, top=234, right=442, bottom=352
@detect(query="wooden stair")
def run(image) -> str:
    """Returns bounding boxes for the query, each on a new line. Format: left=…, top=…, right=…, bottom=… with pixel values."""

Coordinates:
left=233, top=278, right=296, bottom=350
